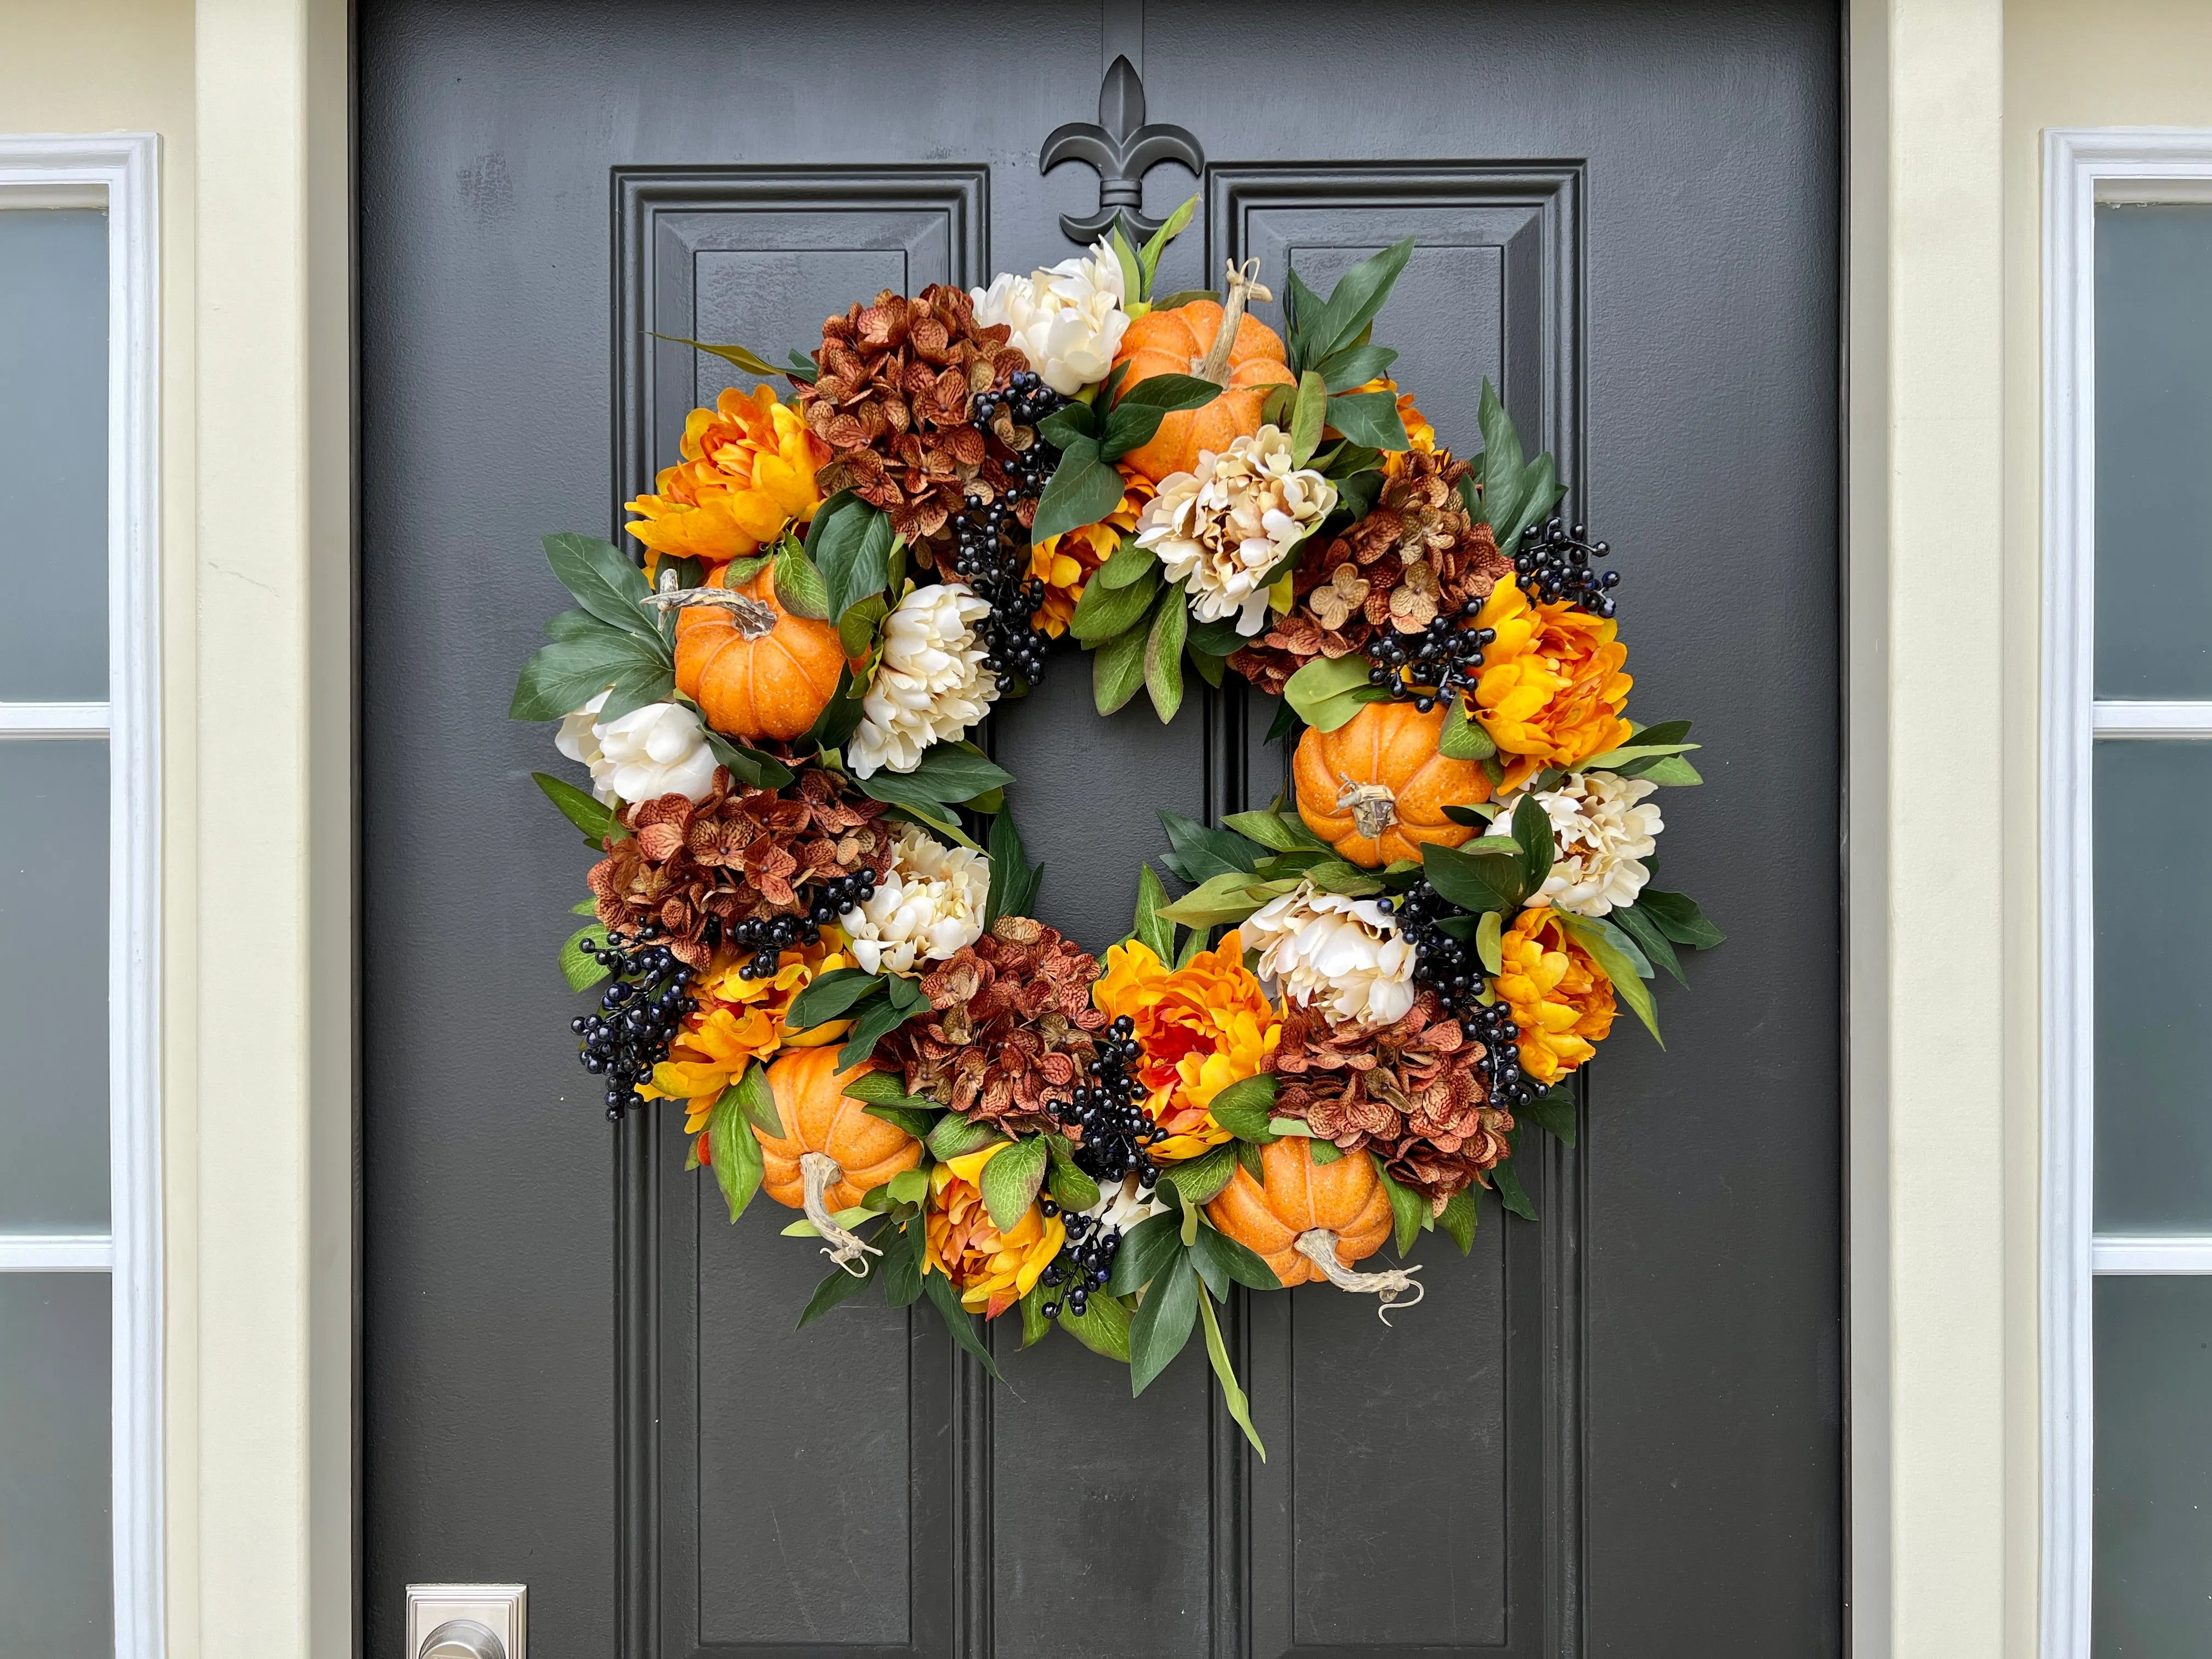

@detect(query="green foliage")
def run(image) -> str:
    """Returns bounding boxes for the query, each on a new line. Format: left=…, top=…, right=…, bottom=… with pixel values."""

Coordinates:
left=979, top=1136, right=1049, bottom=1232
left=1283, top=652, right=1387, bottom=731
left=985, top=803, right=1044, bottom=926
left=1144, top=586, right=1189, bottom=723
left=1205, top=1074, right=1280, bottom=1141
left=533, top=771, right=620, bottom=844
left=1128, top=1255, right=1200, bottom=1395
left=558, top=924, right=611, bottom=992
left=1131, top=864, right=1176, bottom=960
left=1160, top=1144, right=1237, bottom=1208
left=706, top=1085, right=765, bottom=1223
left=922, top=1266, right=1003, bottom=1381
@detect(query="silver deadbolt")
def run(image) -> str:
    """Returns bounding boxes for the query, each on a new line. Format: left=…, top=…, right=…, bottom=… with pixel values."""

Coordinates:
left=420, top=1618, right=505, bottom=1659
left=406, top=1585, right=526, bottom=1659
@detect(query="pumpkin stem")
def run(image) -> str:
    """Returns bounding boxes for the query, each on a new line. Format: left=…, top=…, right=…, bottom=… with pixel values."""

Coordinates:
left=1192, top=258, right=1275, bottom=385
left=801, top=1151, right=882, bottom=1278
left=1294, top=1228, right=1426, bottom=1324
left=642, top=585, right=779, bottom=640
left=1334, top=776, right=1400, bottom=842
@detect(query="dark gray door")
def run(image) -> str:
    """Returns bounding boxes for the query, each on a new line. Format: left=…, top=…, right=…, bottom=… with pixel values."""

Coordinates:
left=359, top=4, right=1842, bottom=1656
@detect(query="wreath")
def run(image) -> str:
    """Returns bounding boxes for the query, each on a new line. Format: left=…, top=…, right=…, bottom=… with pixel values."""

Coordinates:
left=511, top=203, right=1721, bottom=1454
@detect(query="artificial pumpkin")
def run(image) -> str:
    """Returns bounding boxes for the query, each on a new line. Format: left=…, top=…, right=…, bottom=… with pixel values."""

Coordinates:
left=1294, top=699, right=1491, bottom=867
left=1112, top=258, right=1296, bottom=483
left=674, top=560, right=843, bottom=743
left=754, top=1046, right=922, bottom=1271
left=1205, top=1136, right=1424, bottom=1318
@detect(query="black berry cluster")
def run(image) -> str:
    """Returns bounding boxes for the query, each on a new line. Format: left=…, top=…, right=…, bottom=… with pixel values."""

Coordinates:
left=1047, top=1015, right=1164, bottom=1189
left=1383, top=882, right=1490, bottom=1022
left=1514, top=516, right=1620, bottom=618
left=1036, top=1200, right=1119, bottom=1319
left=1364, top=600, right=1498, bottom=712
left=949, top=370, right=1069, bottom=689
left=1463, top=997, right=1533, bottom=1113
left=725, top=868, right=879, bottom=980
left=572, top=931, right=696, bottom=1119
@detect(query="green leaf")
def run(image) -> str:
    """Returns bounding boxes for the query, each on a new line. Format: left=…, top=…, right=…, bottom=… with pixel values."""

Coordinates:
left=1037, top=402, right=1097, bottom=449
left=731, top=1060, right=783, bottom=1136
left=1097, top=534, right=1158, bottom=590
left=1636, top=889, right=1725, bottom=949
left=1033, top=437, right=1129, bottom=543
left=771, top=540, right=830, bottom=619
left=986, top=804, right=1042, bottom=927
left=588, top=660, right=683, bottom=723
left=798, top=1249, right=880, bottom=1326
left=707, top=1086, right=765, bottom=1223
left=1622, top=754, right=1705, bottom=786
left=1145, top=585, right=1188, bottom=723
left=1554, top=913, right=1663, bottom=1047
left=542, top=532, right=660, bottom=644
left=922, top=1266, right=1004, bottom=1382
left=1420, top=842, right=1526, bottom=914
left=1579, top=740, right=1702, bottom=770
left=928, top=1120, right=1006, bottom=1170
left=1045, top=1137, right=1102, bottom=1212
left=1265, top=696, right=1300, bottom=746
left=1290, top=370, right=1328, bottom=466
left=1491, top=1148, right=1537, bottom=1222
left=1137, top=193, right=1199, bottom=295
left=1206, top=1073, right=1279, bottom=1141
left=878, top=1217, right=926, bottom=1306
left=1108, top=220, right=1143, bottom=308
left=864, top=1102, right=941, bottom=1139
left=1192, top=1220, right=1281, bottom=1291
left=558, top=923, right=611, bottom=992
left=1197, top=1292, right=1267, bottom=1459
left=1283, top=652, right=1387, bottom=732
left=1149, top=287, right=1220, bottom=312
left=533, top=771, right=619, bottom=842
left=802, top=492, right=898, bottom=624
left=1157, top=809, right=1262, bottom=884
left=1160, top=1144, right=1237, bottom=1208
left=1308, top=1142, right=1344, bottom=1165
left=1322, top=390, right=1410, bottom=452
left=649, top=332, right=788, bottom=381
left=1308, top=237, right=1414, bottom=364
left=979, top=1136, right=1049, bottom=1232
left=1156, top=872, right=1297, bottom=929
left=1132, top=863, right=1176, bottom=961
left=1019, top=1280, right=1054, bottom=1347
left=1511, top=794, right=1555, bottom=893
left=509, top=630, right=669, bottom=721
left=898, top=743, right=1015, bottom=805
left=1475, top=909, right=1504, bottom=975
left=1374, top=1155, right=1425, bottom=1257
left=1474, top=378, right=1527, bottom=533
left=838, top=988, right=924, bottom=1072
left=786, top=967, right=884, bottom=1031
left=1220, top=809, right=1319, bottom=852
left=805, top=663, right=867, bottom=753
left=1103, top=1211, right=1184, bottom=1297
left=1439, top=1189, right=1478, bottom=1254
left=1069, top=563, right=1162, bottom=642
left=1128, top=1256, right=1201, bottom=1396
left=1610, top=901, right=1686, bottom=985
left=1093, top=617, right=1152, bottom=715
left=851, top=769, right=966, bottom=834
left=1235, top=1138, right=1266, bottom=1181
left=1521, top=1081, right=1577, bottom=1148
left=699, top=729, right=794, bottom=789
left=1316, top=341, right=1399, bottom=393
left=1059, top=1290, right=1133, bottom=1361
left=1101, top=374, right=1222, bottom=463
left=1436, top=697, right=1496, bottom=760
left=1304, top=859, right=1384, bottom=897
left=1283, top=264, right=1329, bottom=366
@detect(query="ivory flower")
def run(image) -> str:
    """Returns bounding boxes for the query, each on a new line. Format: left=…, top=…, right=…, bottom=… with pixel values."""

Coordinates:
left=556, top=693, right=718, bottom=805
left=1519, top=772, right=1664, bottom=916
left=1091, top=929, right=1283, bottom=1160
left=1135, top=426, right=1336, bottom=635
left=969, top=239, right=1129, bottom=394
left=843, top=827, right=990, bottom=975
left=1244, top=883, right=1419, bottom=1028
left=847, top=583, right=1000, bottom=779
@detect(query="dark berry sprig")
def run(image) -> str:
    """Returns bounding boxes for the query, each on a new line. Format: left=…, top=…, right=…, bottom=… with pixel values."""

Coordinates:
left=949, top=369, right=1069, bottom=690
left=1463, top=997, right=1533, bottom=1113
left=1382, top=883, right=1533, bottom=1111
left=1037, top=1199, right=1120, bottom=1320
left=1047, top=1014, right=1164, bottom=1189
left=571, top=930, right=696, bottom=1120
left=1364, top=599, right=1498, bottom=712
left=726, top=867, right=878, bottom=980
left=1514, top=516, right=1620, bottom=618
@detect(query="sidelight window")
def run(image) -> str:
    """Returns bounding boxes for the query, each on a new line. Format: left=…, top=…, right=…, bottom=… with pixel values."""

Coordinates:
left=0, top=136, right=161, bottom=1659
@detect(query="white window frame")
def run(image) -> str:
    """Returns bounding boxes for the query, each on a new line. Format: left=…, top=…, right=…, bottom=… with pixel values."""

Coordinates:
left=0, top=133, right=162, bottom=1659
left=2042, top=126, right=2212, bottom=1659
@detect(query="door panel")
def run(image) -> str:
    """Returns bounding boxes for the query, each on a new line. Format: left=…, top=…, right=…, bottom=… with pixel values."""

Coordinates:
left=360, top=4, right=1840, bottom=1656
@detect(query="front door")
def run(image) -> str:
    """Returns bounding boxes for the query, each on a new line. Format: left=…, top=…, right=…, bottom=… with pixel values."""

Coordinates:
left=359, top=4, right=1842, bottom=1655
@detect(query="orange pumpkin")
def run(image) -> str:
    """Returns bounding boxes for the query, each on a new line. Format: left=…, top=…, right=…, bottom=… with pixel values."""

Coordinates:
left=1205, top=1136, right=1393, bottom=1286
left=753, top=1047, right=921, bottom=1214
left=674, top=561, right=843, bottom=743
left=1294, top=700, right=1491, bottom=867
left=1112, top=260, right=1296, bottom=483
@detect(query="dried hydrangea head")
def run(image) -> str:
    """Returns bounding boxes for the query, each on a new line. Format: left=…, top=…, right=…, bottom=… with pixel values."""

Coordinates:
left=1243, top=882, right=1419, bottom=1029
left=1134, top=425, right=1337, bottom=636
left=845, top=582, right=1001, bottom=779
left=841, top=826, right=990, bottom=976
left=1517, top=771, right=1663, bottom=916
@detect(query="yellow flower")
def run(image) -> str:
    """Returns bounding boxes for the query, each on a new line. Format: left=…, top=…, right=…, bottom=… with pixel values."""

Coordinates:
left=1091, top=929, right=1282, bottom=1161
left=1352, top=377, right=1437, bottom=477
left=1492, top=907, right=1616, bottom=1084
left=624, top=385, right=830, bottom=575
left=639, top=936, right=854, bottom=1135
left=924, top=1143, right=1067, bottom=1318
left=1466, top=578, right=1633, bottom=793
left=1028, top=472, right=1154, bottom=636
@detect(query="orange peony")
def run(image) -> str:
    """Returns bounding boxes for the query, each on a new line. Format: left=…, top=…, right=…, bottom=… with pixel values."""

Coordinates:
left=924, top=1143, right=1067, bottom=1318
left=1091, top=928, right=1282, bottom=1161
left=1029, top=472, right=1154, bottom=636
left=1492, top=907, right=1615, bottom=1084
left=640, top=935, right=854, bottom=1143
left=1466, top=578, right=1633, bottom=793
left=624, top=384, right=830, bottom=574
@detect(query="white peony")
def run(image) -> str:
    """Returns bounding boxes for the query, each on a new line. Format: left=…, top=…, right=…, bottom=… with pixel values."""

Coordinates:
left=1082, top=1172, right=1169, bottom=1235
left=847, top=583, right=1001, bottom=779
left=1135, top=426, right=1337, bottom=636
left=843, top=826, right=990, bottom=975
left=1520, top=771, right=1664, bottom=916
left=555, top=692, right=718, bottom=805
left=970, top=239, right=1129, bottom=395
left=1244, top=882, right=1419, bottom=1029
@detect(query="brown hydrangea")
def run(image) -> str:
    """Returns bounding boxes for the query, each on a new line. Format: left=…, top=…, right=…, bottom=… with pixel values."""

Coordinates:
left=1229, top=449, right=1515, bottom=696
left=586, top=766, right=897, bottom=968
left=797, top=285, right=1037, bottom=548
left=1266, top=990, right=1514, bottom=1204
left=873, top=915, right=1109, bottom=1135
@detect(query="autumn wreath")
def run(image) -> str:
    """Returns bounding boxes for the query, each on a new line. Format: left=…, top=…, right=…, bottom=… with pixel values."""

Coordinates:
left=513, top=203, right=1720, bottom=1454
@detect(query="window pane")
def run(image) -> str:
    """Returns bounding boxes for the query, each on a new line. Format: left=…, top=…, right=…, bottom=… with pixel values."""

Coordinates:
left=0, top=207, right=108, bottom=701
left=0, top=738, right=108, bottom=1229
left=0, top=1273, right=112, bottom=1656
left=2096, top=1276, right=2212, bottom=1654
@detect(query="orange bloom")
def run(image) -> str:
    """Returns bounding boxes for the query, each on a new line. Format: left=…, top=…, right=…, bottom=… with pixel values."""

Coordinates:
left=1029, top=472, right=1154, bottom=636
left=1091, top=929, right=1282, bottom=1161
left=1466, top=578, right=1633, bottom=792
left=624, top=384, right=830, bottom=574
left=640, top=935, right=853, bottom=1138
left=1492, top=907, right=1615, bottom=1084
left=924, top=1144, right=1067, bottom=1318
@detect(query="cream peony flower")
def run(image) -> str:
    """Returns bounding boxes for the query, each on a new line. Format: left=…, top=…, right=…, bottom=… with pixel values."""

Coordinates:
left=1135, top=426, right=1336, bottom=636
left=555, top=692, right=718, bottom=805
left=970, top=239, right=1129, bottom=395
left=1521, top=771, right=1664, bottom=916
left=1244, top=882, right=1418, bottom=1028
left=844, top=826, right=990, bottom=975
left=1082, top=1171, right=1169, bottom=1235
left=847, top=583, right=1001, bottom=779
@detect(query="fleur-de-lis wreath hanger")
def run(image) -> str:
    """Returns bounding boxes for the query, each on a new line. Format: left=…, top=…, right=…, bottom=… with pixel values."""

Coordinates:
left=1041, top=54, right=1205, bottom=244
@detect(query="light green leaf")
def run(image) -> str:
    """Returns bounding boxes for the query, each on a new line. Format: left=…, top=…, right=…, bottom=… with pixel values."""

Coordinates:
left=1155, top=872, right=1298, bottom=929
left=1093, top=617, right=1151, bottom=715
left=533, top=772, right=620, bottom=843
left=1097, top=534, right=1158, bottom=590
left=927, top=1114, right=1005, bottom=1161
left=1132, top=862, right=1176, bottom=961
left=1374, top=1155, right=1425, bottom=1257
left=1322, top=390, right=1410, bottom=452
left=771, top=541, right=830, bottom=619
left=1059, top=1290, right=1133, bottom=1361
left=1108, top=220, right=1143, bottom=308
left=1145, top=585, right=1188, bottom=723
left=1636, top=889, right=1725, bottom=949
left=1290, top=370, right=1328, bottom=466
left=558, top=924, right=611, bottom=992
left=1623, top=754, right=1704, bottom=786
left=1070, top=563, right=1162, bottom=642
left=1554, top=912, right=1663, bottom=1047
left=1439, top=1189, right=1478, bottom=1253
left=1283, top=652, right=1387, bottom=732
left=1137, top=194, right=1199, bottom=295
left=1160, top=1144, right=1237, bottom=1208
left=541, top=532, right=661, bottom=644
left=1206, top=1074, right=1279, bottom=1141
left=648, top=332, right=787, bottom=382
left=1220, top=810, right=1324, bottom=852
left=980, top=1136, right=1049, bottom=1232
left=707, top=1086, right=765, bottom=1223
left=1475, top=910, right=1504, bottom=974
left=1436, top=696, right=1496, bottom=760
left=731, top=1060, right=783, bottom=1136
left=1198, top=1293, right=1266, bottom=1460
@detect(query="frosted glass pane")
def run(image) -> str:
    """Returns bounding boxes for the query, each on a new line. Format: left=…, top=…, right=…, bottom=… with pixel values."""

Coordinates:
left=0, top=738, right=108, bottom=1228
left=0, top=1274, right=111, bottom=1656
left=2097, top=1277, right=2212, bottom=1655
left=0, top=207, right=108, bottom=701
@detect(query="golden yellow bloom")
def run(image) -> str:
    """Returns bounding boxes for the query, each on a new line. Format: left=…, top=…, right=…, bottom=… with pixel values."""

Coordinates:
left=624, top=385, right=830, bottom=575
left=1091, top=928, right=1282, bottom=1161
left=924, top=1143, right=1067, bottom=1318
left=1467, top=578, right=1633, bottom=793
left=1492, top=907, right=1616, bottom=1084
left=639, top=936, right=854, bottom=1135
left=1028, top=472, right=1154, bottom=636
left=1352, top=377, right=1437, bottom=477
